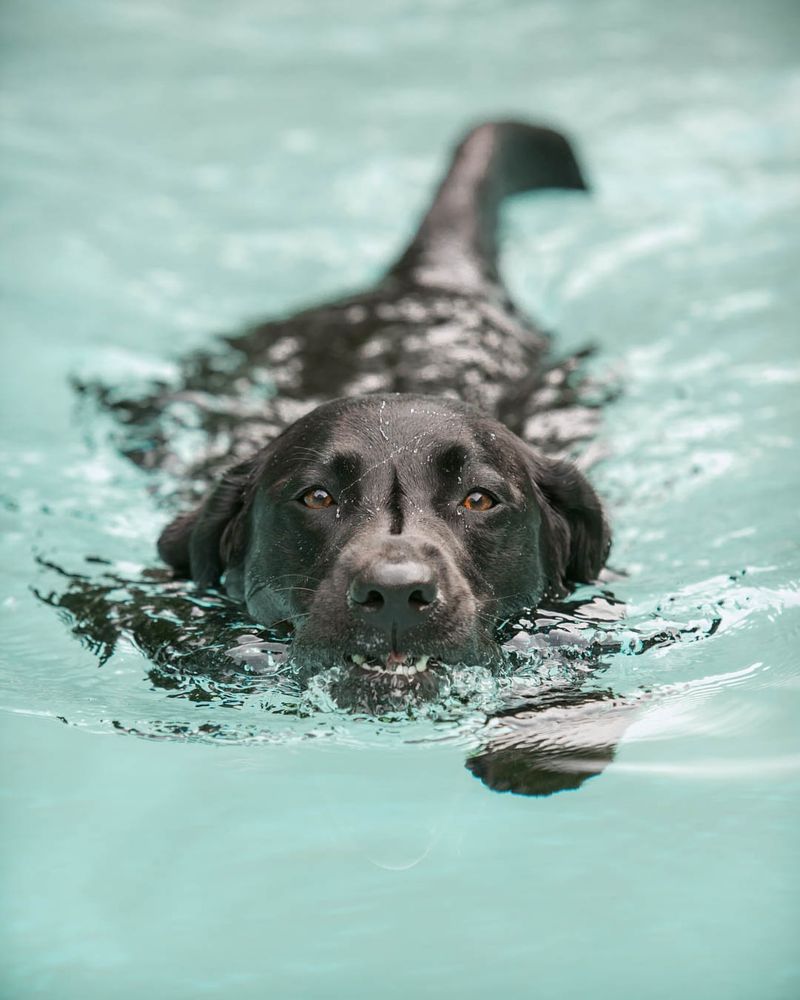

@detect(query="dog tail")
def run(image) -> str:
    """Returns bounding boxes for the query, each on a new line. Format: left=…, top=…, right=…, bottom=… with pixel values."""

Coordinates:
left=386, top=120, right=587, bottom=290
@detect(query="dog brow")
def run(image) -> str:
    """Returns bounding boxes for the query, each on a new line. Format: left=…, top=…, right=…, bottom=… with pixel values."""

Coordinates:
left=329, top=451, right=363, bottom=479
left=328, top=450, right=365, bottom=497
left=432, top=441, right=469, bottom=475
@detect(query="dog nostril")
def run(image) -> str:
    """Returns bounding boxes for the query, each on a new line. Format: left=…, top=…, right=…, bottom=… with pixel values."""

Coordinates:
left=409, top=588, right=432, bottom=610
left=362, top=590, right=384, bottom=611
left=349, top=580, right=386, bottom=611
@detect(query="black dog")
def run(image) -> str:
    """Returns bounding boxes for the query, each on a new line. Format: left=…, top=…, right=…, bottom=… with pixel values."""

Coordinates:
left=50, top=120, right=672, bottom=796
left=157, top=121, right=610, bottom=681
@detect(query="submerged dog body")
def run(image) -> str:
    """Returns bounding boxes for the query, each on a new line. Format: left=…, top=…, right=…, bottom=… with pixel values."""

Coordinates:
left=155, top=121, right=611, bottom=673
left=41, top=120, right=686, bottom=795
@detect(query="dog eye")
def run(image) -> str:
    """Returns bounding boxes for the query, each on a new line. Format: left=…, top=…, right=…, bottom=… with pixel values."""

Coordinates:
left=299, top=488, right=336, bottom=509
left=460, top=490, right=497, bottom=511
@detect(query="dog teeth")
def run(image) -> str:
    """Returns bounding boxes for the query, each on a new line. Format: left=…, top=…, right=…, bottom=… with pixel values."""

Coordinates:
left=349, top=654, right=430, bottom=674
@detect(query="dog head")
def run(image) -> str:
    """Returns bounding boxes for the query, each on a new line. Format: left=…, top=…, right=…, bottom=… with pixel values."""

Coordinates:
left=158, top=394, right=610, bottom=677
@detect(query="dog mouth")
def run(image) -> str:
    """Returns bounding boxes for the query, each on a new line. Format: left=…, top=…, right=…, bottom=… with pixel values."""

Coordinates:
left=348, top=651, right=437, bottom=676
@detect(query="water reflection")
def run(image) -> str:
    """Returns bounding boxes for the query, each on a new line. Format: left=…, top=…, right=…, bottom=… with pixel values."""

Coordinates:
left=35, top=555, right=721, bottom=796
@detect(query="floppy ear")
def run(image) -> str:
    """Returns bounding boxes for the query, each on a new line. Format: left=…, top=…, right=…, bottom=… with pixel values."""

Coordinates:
left=529, top=451, right=611, bottom=595
left=157, top=456, right=257, bottom=590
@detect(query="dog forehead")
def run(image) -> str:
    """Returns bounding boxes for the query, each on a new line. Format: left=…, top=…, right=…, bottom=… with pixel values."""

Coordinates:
left=267, top=393, right=527, bottom=493
left=292, top=394, right=480, bottom=456
left=338, top=393, right=470, bottom=438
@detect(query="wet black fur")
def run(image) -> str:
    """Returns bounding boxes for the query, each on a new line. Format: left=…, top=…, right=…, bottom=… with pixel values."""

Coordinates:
left=153, top=122, right=611, bottom=669
left=55, top=120, right=646, bottom=796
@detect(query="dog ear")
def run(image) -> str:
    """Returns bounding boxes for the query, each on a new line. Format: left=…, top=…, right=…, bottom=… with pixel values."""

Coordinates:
left=157, top=456, right=257, bottom=590
left=528, top=451, right=611, bottom=595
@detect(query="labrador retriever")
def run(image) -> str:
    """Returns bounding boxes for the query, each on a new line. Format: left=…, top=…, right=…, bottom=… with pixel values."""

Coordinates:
left=155, top=121, right=611, bottom=682
left=51, top=120, right=646, bottom=796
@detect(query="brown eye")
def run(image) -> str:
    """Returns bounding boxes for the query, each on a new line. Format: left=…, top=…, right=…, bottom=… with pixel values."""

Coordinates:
left=300, top=488, right=336, bottom=509
left=461, top=490, right=497, bottom=512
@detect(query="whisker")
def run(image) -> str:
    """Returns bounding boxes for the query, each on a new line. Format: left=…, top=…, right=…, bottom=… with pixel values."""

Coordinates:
left=268, top=584, right=317, bottom=591
left=265, top=572, right=325, bottom=585
left=245, top=580, right=268, bottom=601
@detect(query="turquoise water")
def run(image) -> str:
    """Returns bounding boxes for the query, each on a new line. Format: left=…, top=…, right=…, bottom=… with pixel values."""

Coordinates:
left=2, top=0, right=799, bottom=997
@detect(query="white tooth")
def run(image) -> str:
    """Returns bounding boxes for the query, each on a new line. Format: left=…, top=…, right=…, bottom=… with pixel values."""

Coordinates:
left=351, top=654, right=364, bottom=665
left=415, top=656, right=429, bottom=672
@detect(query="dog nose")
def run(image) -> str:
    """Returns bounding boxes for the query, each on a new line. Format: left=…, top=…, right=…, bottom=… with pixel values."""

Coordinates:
left=348, top=560, right=439, bottom=633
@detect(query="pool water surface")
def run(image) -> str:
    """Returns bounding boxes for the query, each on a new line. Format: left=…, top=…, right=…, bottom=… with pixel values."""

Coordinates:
left=1, top=1, right=799, bottom=997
